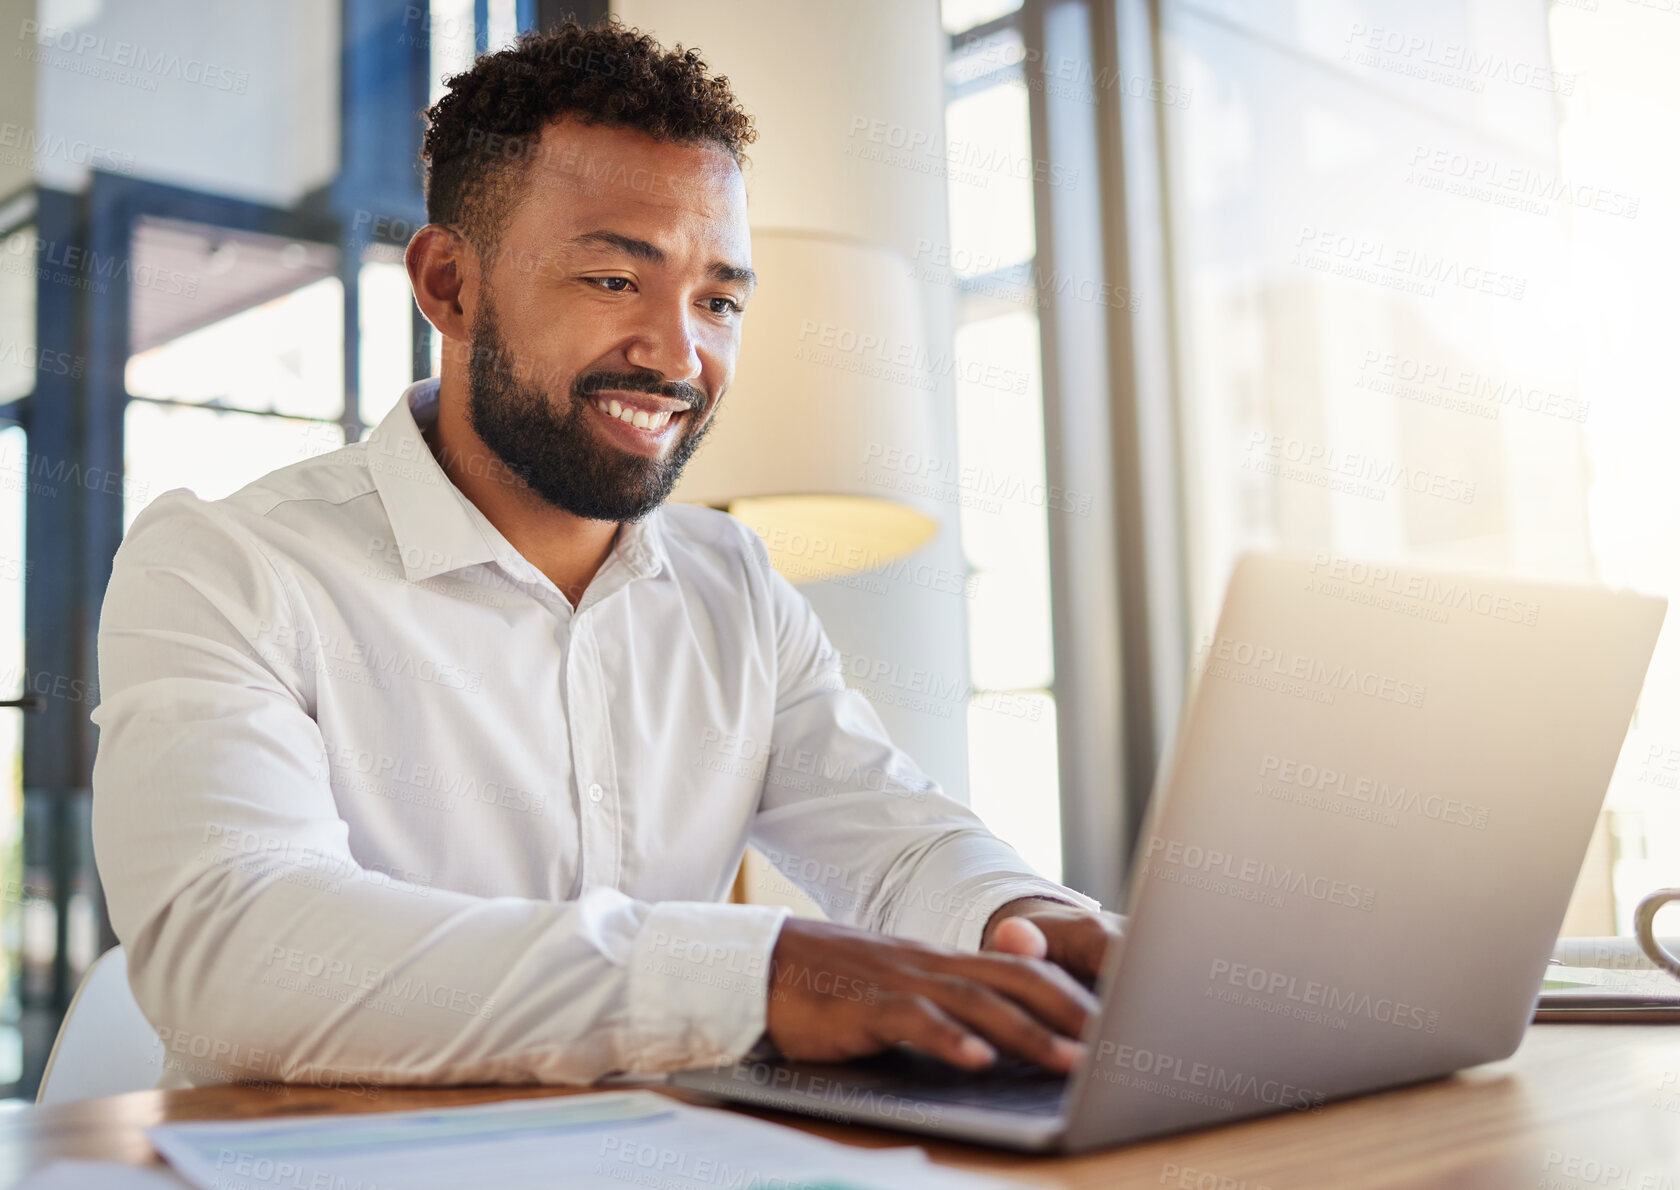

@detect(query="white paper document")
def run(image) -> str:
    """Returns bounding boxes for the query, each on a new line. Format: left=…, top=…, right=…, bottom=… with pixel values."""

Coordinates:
left=145, top=1090, right=1025, bottom=1190
left=13, top=1160, right=191, bottom=1189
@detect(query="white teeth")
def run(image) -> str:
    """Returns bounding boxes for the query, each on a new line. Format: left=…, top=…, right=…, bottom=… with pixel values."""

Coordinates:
left=595, top=398, right=680, bottom=431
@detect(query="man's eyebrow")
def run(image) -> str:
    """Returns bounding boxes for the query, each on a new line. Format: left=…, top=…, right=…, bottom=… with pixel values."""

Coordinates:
left=711, top=262, right=757, bottom=291
left=571, top=230, right=666, bottom=264
left=571, top=229, right=755, bottom=291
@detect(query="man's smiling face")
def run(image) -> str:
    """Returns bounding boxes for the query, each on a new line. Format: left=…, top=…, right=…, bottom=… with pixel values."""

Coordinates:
left=459, top=116, right=754, bottom=522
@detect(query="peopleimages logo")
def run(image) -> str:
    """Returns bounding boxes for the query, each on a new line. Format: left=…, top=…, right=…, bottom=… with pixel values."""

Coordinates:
left=1145, top=836, right=1378, bottom=912
left=1307, top=552, right=1540, bottom=627
left=1340, top=23, right=1575, bottom=95
left=1258, top=753, right=1491, bottom=831
left=721, top=1064, right=947, bottom=1128
left=1353, top=349, right=1589, bottom=424
left=0, top=231, right=199, bottom=299
left=845, top=116, right=1081, bottom=191
left=1093, top=1039, right=1325, bottom=1112
left=1197, top=634, right=1427, bottom=709
left=1245, top=430, right=1478, bottom=504
left=1291, top=226, right=1526, bottom=303
left=1207, top=958, right=1441, bottom=1033
left=18, top=19, right=250, bottom=93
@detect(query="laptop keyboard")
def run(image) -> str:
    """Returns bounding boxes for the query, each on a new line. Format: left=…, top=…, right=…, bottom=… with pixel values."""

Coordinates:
left=764, top=1047, right=1071, bottom=1116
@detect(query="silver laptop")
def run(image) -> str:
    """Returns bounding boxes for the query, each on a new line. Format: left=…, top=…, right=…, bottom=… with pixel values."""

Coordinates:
left=671, top=551, right=1666, bottom=1153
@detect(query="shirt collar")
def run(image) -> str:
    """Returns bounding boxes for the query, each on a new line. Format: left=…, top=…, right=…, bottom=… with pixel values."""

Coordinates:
left=364, top=378, right=670, bottom=588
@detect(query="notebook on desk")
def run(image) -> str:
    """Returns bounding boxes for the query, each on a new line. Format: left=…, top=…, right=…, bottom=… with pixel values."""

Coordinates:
left=1535, top=963, right=1680, bottom=1021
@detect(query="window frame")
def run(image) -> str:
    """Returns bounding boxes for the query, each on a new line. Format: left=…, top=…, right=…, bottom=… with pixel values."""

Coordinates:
left=947, top=0, right=1191, bottom=909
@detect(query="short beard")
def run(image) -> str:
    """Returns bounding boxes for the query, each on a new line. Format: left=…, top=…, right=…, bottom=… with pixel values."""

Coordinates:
left=464, top=294, right=712, bottom=523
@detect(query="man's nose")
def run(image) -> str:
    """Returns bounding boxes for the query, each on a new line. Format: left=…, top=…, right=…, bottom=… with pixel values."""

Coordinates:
left=625, top=299, right=703, bottom=387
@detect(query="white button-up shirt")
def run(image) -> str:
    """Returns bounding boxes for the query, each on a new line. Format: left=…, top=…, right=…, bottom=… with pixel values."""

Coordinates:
left=90, top=378, right=1096, bottom=1091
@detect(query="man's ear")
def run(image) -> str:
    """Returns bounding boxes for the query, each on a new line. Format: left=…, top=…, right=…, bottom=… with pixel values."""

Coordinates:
left=406, top=224, right=478, bottom=346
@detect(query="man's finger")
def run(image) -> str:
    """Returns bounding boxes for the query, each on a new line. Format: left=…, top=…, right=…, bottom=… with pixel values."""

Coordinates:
left=876, top=992, right=997, bottom=1069
left=918, top=973, right=1086, bottom=1073
left=937, top=950, right=1098, bottom=1041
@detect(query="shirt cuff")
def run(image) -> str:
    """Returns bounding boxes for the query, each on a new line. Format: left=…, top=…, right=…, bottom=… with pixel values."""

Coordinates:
left=626, top=901, right=791, bottom=1072
left=897, top=877, right=1103, bottom=955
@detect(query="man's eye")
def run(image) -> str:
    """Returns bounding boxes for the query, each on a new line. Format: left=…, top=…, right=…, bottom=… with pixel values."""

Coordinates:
left=589, top=277, right=633, bottom=292
left=708, top=297, right=743, bottom=315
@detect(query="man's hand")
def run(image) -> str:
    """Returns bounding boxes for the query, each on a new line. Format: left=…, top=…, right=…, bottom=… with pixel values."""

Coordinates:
left=980, top=897, right=1126, bottom=985
left=764, top=917, right=1098, bottom=1073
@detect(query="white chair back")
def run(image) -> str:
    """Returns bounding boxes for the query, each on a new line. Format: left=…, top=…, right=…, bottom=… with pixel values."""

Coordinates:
left=37, top=945, right=165, bottom=1105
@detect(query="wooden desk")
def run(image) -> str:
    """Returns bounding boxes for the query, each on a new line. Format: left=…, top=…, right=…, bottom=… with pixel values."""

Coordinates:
left=4, top=1025, right=1678, bottom=1189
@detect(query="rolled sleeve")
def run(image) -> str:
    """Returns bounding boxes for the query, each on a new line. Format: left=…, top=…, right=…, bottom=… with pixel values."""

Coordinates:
left=885, top=842, right=1103, bottom=953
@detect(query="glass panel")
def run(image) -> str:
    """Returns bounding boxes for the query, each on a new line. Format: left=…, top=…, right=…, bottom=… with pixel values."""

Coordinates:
left=944, top=60, right=1059, bottom=878
left=967, top=694, right=1061, bottom=879
left=0, top=226, right=37, bottom=405
left=953, top=312, right=1053, bottom=691
left=1170, top=0, right=1559, bottom=157
left=943, top=80, right=1037, bottom=278
left=1162, top=1, right=1574, bottom=644
left=487, top=0, right=520, bottom=51
left=123, top=403, right=337, bottom=532
left=1548, top=3, right=1680, bottom=933
left=29, top=4, right=339, bottom=203
left=967, top=570, right=1053, bottom=692
left=947, top=26, right=1025, bottom=91
left=0, top=425, right=25, bottom=1090
left=952, top=312, right=1047, bottom=568
left=358, top=255, right=415, bottom=429
left=430, top=0, right=477, bottom=106
left=126, top=276, right=344, bottom=421
left=943, top=0, right=1022, bottom=35
left=0, top=228, right=27, bottom=1093
left=1160, top=0, right=1668, bottom=935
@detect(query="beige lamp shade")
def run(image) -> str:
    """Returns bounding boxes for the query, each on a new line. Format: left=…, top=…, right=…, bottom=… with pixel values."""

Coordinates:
left=672, top=229, right=941, bottom=584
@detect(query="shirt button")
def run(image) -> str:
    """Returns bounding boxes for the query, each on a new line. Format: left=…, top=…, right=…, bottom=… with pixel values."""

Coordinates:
left=588, top=782, right=604, bottom=803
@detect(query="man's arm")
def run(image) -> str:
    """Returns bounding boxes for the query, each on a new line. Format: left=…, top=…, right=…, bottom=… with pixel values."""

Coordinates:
left=742, top=529, right=1112, bottom=1069
left=746, top=537, right=1101, bottom=949
left=91, top=493, right=788, bottom=1087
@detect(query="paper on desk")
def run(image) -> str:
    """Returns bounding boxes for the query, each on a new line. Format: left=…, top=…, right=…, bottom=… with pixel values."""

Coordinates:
left=146, top=1090, right=1027, bottom=1190
left=13, top=1160, right=190, bottom=1189
left=1539, top=962, right=1680, bottom=1010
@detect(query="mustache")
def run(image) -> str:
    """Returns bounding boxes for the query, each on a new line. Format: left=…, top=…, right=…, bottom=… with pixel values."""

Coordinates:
left=575, top=370, right=707, bottom=412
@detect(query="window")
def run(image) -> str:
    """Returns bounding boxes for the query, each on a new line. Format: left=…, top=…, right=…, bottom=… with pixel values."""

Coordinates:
left=429, top=0, right=477, bottom=107
left=1157, top=0, right=1672, bottom=934
left=358, top=249, right=418, bottom=431
left=943, top=2, right=1063, bottom=880
left=0, top=219, right=32, bottom=1088
left=1548, top=3, right=1680, bottom=934
left=122, top=228, right=422, bottom=518
left=124, top=245, right=346, bottom=522
left=1, top=0, right=470, bottom=1102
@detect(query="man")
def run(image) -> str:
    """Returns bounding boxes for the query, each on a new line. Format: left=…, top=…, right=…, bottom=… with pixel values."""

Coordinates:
left=90, top=19, right=1119, bottom=1091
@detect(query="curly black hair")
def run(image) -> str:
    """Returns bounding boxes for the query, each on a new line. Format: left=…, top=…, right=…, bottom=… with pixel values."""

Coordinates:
left=420, top=18, right=756, bottom=259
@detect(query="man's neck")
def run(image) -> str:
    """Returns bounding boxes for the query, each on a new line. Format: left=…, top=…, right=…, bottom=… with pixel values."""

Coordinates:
left=422, top=386, right=619, bottom=608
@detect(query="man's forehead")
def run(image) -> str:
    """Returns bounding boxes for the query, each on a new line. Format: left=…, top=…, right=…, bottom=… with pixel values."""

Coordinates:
left=519, top=115, right=745, bottom=219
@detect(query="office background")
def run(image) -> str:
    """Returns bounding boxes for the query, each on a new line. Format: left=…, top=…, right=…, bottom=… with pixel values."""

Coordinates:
left=0, top=0, right=1676, bottom=1101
